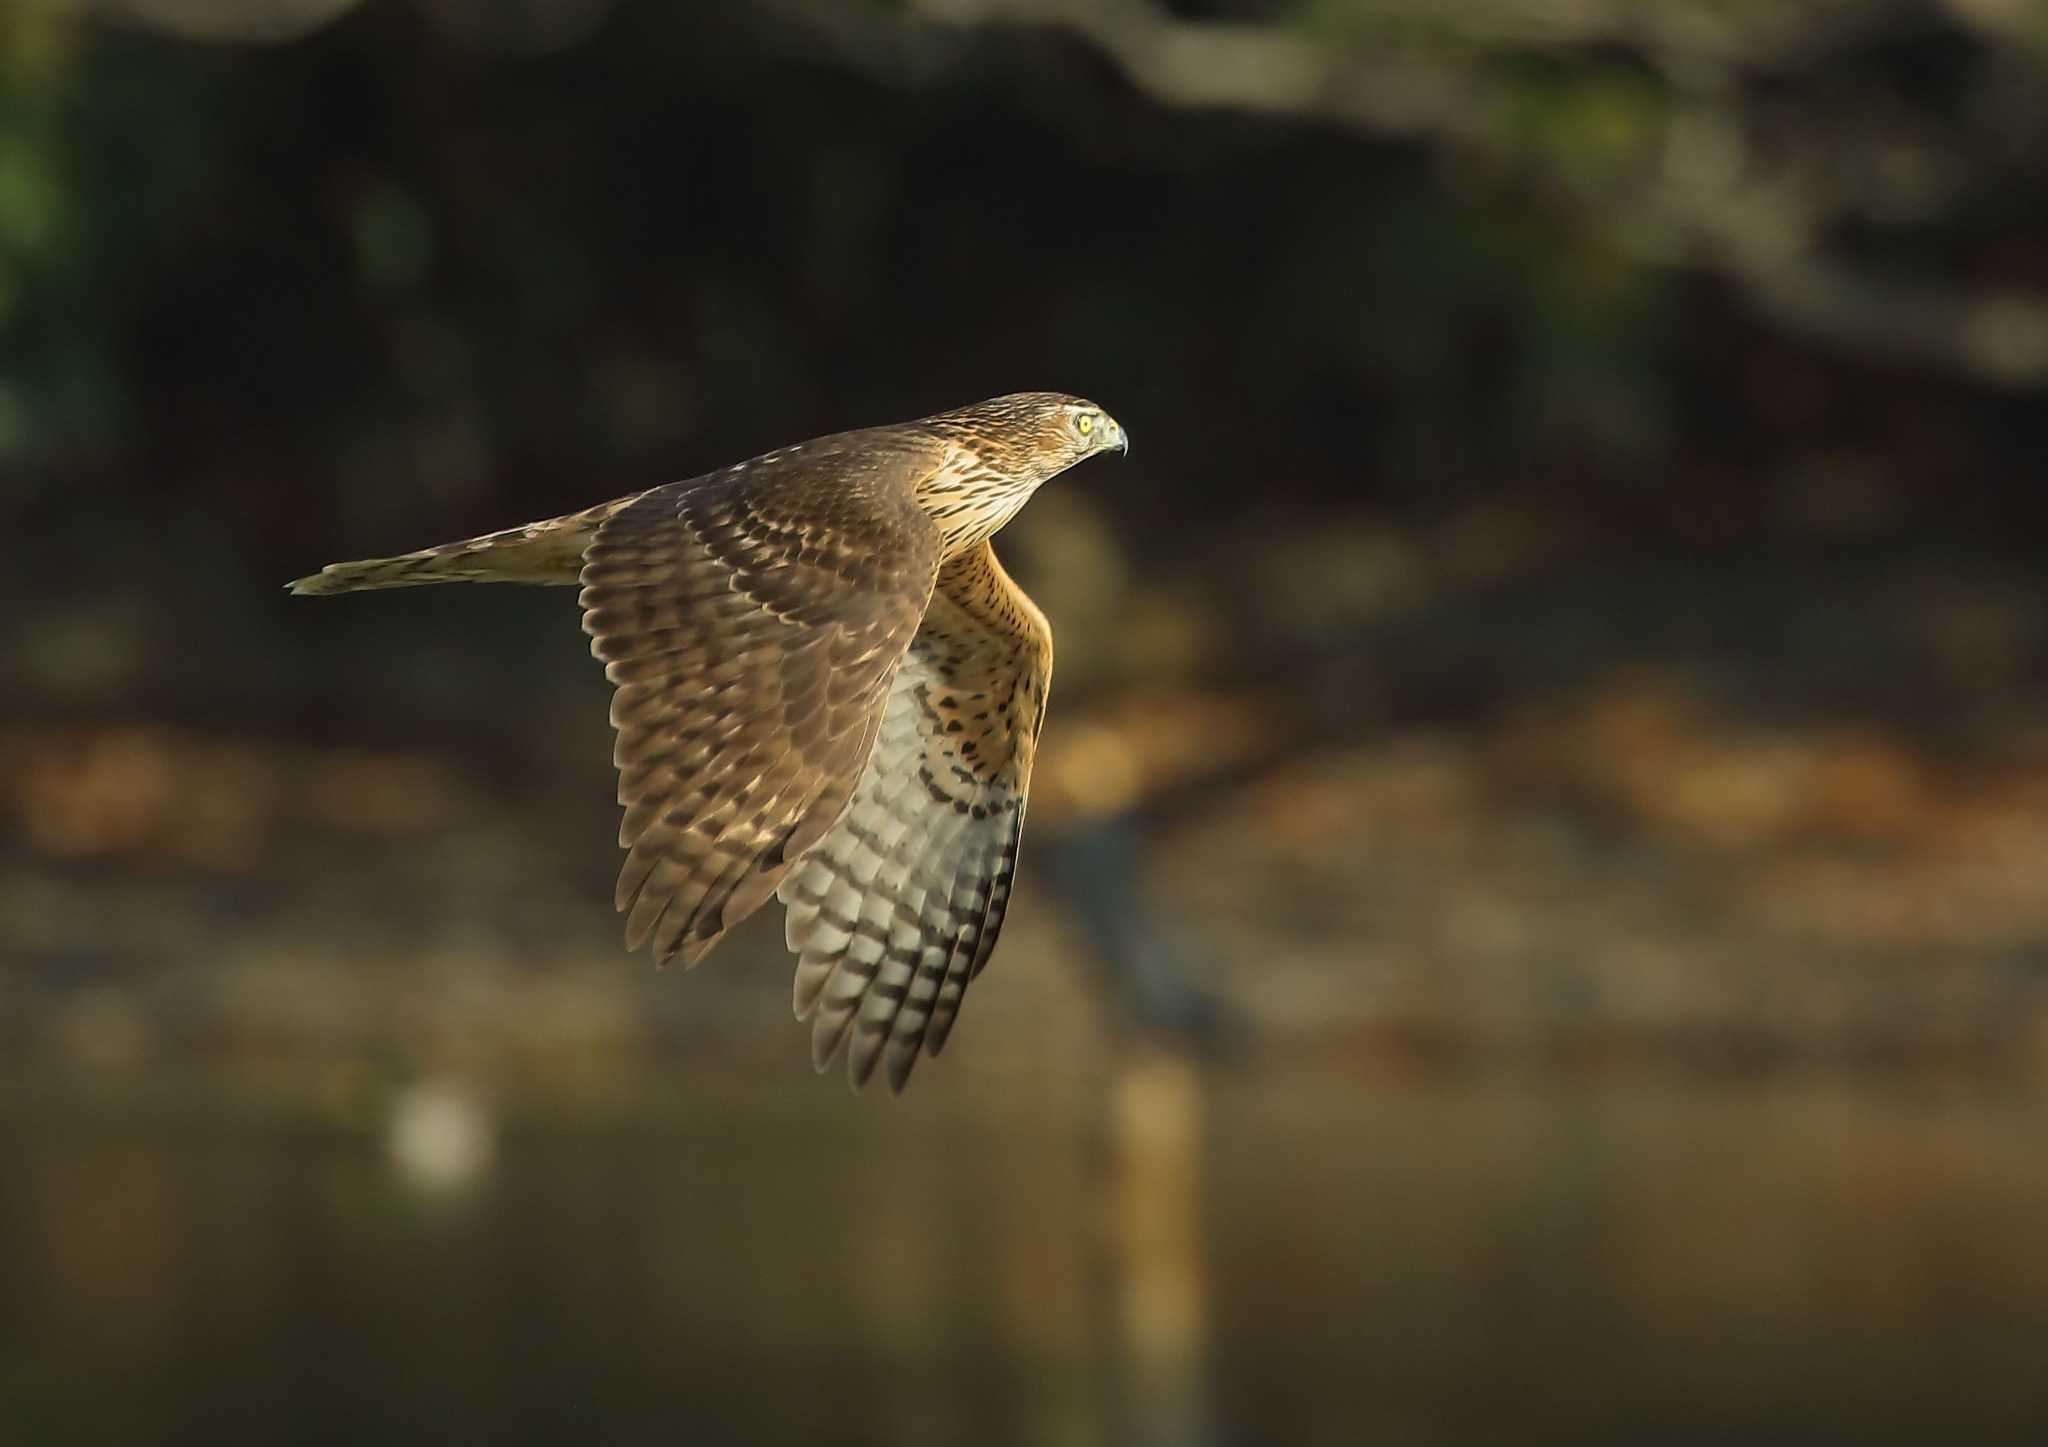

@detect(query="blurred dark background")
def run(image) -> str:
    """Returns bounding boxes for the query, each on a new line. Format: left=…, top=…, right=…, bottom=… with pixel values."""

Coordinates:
left=6, top=1, right=2048, bottom=1442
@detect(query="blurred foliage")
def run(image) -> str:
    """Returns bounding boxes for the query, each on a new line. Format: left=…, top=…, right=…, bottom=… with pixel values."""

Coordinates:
left=4, top=0, right=2047, bottom=549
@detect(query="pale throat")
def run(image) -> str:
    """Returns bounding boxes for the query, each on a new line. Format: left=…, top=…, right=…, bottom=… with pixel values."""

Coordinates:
left=918, top=445, right=1045, bottom=557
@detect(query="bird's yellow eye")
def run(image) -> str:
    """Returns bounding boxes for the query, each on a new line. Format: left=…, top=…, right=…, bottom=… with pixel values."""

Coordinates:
left=1076, top=414, right=1094, bottom=436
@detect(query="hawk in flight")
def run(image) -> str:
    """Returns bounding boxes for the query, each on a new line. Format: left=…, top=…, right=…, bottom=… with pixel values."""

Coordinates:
left=291, top=392, right=1127, bottom=1091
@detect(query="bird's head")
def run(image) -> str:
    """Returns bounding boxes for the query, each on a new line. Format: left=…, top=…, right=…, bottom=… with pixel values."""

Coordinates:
left=912, top=392, right=1126, bottom=553
left=928, top=391, right=1128, bottom=483
left=1038, top=393, right=1129, bottom=467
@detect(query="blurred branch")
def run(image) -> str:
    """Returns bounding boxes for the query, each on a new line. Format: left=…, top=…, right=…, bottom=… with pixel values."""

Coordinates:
left=64, top=0, right=2048, bottom=386
left=58, top=0, right=363, bottom=43
left=795, top=0, right=2048, bottom=388
left=59, top=0, right=619, bottom=49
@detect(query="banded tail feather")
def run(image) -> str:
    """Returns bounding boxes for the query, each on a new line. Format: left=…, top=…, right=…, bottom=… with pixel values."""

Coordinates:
left=286, top=500, right=630, bottom=595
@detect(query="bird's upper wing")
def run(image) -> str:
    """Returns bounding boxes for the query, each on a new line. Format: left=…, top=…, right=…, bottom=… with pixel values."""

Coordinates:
left=579, top=433, right=944, bottom=968
left=777, top=540, right=1054, bottom=1092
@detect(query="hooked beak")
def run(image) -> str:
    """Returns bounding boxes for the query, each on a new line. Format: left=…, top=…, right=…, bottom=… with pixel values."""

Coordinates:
left=1107, top=417, right=1129, bottom=456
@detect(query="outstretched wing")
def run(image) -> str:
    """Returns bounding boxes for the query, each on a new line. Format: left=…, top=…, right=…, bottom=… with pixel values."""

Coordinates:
left=778, top=541, right=1054, bottom=1092
left=580, top=435, right=943, bottom=968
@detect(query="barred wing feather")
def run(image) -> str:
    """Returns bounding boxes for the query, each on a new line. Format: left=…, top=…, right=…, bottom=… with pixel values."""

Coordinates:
left=579, top=442, right=942, bottom=969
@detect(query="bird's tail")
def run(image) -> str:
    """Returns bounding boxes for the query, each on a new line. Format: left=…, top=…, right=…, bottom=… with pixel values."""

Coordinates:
left=287, top=499, right=631, bottom=596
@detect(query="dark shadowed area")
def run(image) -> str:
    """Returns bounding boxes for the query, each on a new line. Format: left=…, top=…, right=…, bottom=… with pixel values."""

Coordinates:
left=5, top=1, right=2048, bottom=1442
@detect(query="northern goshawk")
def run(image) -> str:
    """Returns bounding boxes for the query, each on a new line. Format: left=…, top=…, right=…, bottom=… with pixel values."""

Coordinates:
left=290, top=392, right=1127, bottom=1090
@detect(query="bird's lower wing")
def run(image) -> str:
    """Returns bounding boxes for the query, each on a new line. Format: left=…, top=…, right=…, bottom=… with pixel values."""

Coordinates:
left=778, top=540, right=1053, bottom=1092
left=580, top=455, right=940, bottom=968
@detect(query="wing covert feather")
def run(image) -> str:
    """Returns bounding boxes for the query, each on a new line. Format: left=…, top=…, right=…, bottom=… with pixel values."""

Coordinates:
left=580, top=437, right=942, bottom=967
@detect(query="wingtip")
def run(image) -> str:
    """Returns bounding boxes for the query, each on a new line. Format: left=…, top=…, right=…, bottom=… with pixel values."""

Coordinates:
left=811, top=1016, right=845, bottom=1075
left=286, top=563, right=359, bottom=595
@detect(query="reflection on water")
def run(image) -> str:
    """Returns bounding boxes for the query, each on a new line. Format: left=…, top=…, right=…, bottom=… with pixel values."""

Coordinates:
left=5, top=1058, right=2048, bottom=1445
